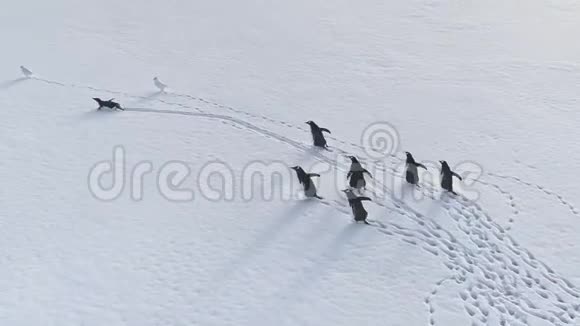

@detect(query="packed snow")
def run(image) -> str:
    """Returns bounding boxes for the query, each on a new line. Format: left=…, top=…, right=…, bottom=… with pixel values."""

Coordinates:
left=1, top=1, right=580, bottom=325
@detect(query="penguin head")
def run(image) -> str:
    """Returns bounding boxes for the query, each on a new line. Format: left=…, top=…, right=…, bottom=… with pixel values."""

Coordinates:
left=290, top=166, right=304, bottom=173
left=347, top=155, right=359, bottom=163
left=305, top=121, right=318, bottom=128
left=440, top=160, right=450, bottom=170
left=92, top=97, right=102, bottom=102
left=405, top=151, right=414, bottom=161
left=153, top=77, right=158, bottom=81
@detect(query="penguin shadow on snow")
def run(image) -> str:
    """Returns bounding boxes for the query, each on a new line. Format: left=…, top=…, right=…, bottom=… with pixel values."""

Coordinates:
left=206, top=200, right=319, bottom=292
left=249, top=220, right=369, bottom=323
left=0, top=78, right=28, bottom=90
left=300, top=145, right=330, bottom=159
left=396, top=179, right=452, bottom=232
left=292, top=149, right=320, bottom=169
left=399, top=182, right=421, bottom=203
left=79, top=105, right=123, bottom=120
left=287, top=146, right=330, bottom=173
left=423, top=190, right=455, bottom=226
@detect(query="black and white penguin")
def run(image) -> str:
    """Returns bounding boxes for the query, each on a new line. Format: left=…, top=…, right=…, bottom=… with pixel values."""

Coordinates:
left=440, top=160, right=463, bottom=194
left=342, top=189, right=372, bottom=224
left=291, top=166, right=322, bottom=199
left=93, top=98, right=123, bottom=111
left=346, top=156, right=372, bottom=190
left=405, top=151, right=427, bottom=185
left=305, top=121, right=331, bottom=148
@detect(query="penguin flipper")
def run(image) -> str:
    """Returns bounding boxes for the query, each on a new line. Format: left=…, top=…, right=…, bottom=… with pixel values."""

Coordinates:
left=452, top=171, right=463, bottom=180
left=417, top=163, right=427, bottom=170
left=320, top=128, right=331, bottom=134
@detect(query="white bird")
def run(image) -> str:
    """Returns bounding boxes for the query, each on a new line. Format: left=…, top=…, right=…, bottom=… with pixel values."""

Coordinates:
left=20, top=65, right=33, bottom=78
left=153, top=77, right=167, bottom=92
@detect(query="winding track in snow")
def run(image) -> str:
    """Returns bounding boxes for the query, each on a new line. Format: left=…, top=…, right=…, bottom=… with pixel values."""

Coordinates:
left=126, top=85, right=580, bottom=325
left=20, top=76, right=580, bottom=325
left=21, top=76, right=579, bottom=222
left=31, top=75, right=576, bottom=230
left=123, top=107, right=580, bottom=326
left=167, top=88, right=580, bottom=232
left=486, top=172, right=579, bottom=217
left=136, top=88, right=531, bottom=234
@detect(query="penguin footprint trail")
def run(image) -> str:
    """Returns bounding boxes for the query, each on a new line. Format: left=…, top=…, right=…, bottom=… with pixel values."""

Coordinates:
left=153, top=86, right=556, bottom=227
left=139, top=87, right=580, bottom=325
left=146, top=89, right=580, bottom=325
left=27, top=75, right=580, bottom=325
left=31, top=73, right=564, bottom=221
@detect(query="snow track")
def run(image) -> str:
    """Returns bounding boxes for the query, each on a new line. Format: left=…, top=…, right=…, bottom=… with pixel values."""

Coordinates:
left=486, top=172, right=579, bottom=218
left=23, top=76, right=580, bottom=325
left=425, top=276, right=455, bottom=326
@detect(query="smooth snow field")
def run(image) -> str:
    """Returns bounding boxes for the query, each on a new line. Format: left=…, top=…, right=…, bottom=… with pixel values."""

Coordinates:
left=1, top=1, right=580, bottom=325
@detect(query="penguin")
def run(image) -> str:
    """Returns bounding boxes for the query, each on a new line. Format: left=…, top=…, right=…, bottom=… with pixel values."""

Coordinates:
left=20, top=66, right=33, bottom=78
left=153, top=77, right=167, bottom=92
left=346, top=156, right=372, bottom=190
left=93, top=98, right=124, bottom=111
left=291, top=166, right=323, bottom=199
left=440, top=160, right=463, bottom=194
left=342, top=189, right=372, bottom=224
left=405, top=151, right=427, bottom=185
left=305, top=121, right=331, bottom=148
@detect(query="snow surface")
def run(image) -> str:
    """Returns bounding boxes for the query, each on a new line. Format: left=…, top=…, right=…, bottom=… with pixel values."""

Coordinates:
left=1, top=1, right=580, bottom=325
